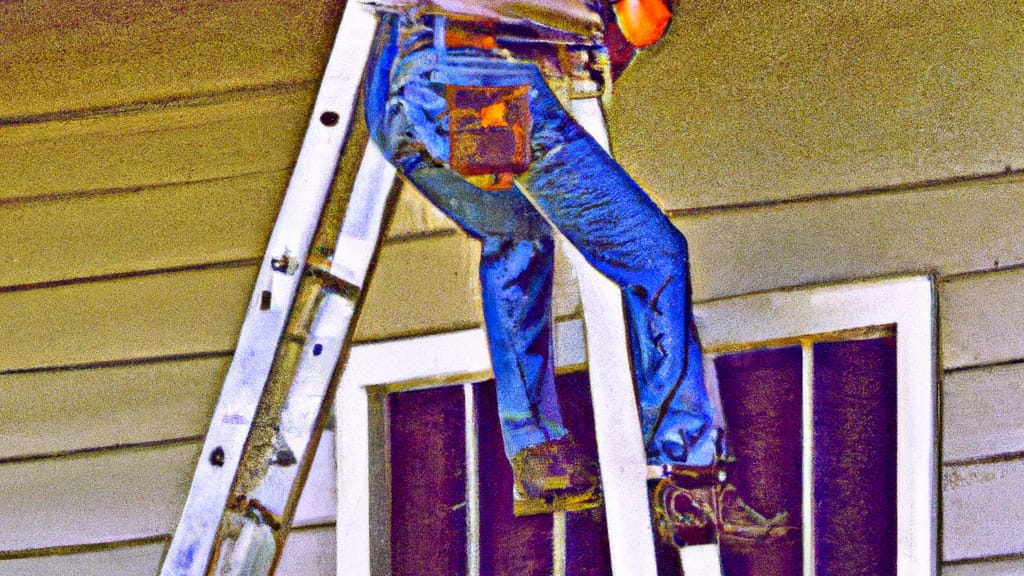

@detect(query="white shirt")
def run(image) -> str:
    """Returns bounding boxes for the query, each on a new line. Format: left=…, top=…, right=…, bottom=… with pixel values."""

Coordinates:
left=361, top=0, right=606, bottom=44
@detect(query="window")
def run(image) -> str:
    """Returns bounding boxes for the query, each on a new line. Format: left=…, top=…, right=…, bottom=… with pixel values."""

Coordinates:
left=335, top=275, right=937, bottom=576
left=698, top=275, right=937, bottom=576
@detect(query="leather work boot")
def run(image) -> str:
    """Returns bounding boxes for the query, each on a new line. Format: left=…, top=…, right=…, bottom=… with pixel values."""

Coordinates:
left=651, top=463, right=797, bottom=549
left=510, top=436, right=602, bottom=516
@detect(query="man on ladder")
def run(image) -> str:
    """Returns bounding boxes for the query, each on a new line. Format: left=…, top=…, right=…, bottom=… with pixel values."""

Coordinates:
left=361, top=0, right=793, bottom=557
left=161, top=1, right=795, bottom=574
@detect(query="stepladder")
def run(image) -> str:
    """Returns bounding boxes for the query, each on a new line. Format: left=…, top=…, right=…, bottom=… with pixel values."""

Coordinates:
left=161, top=2, right=725, bottom=574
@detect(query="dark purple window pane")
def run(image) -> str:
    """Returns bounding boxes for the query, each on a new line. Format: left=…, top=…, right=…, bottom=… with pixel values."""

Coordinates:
left=813, top=336, right=898, bottom=576
left=715, top=345, right=804, bottom=576
left=476, top=372, right=615, bottom=575
left=557, top=371, right=614, bottom=576
left=389, top=386, right=468, bottom=576
left=476, top=377, right=554, bottom=576
left=653, top=527, right=686, bottom=576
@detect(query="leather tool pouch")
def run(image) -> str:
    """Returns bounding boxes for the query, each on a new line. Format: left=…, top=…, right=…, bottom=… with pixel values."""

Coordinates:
left=446, top=84, right=532, bottom=189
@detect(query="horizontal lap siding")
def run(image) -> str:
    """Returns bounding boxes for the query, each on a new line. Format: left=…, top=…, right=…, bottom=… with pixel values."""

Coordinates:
left=1, top=185, right=1023, bottom=569
left=940, top=269, right=1024, bottom=563
left=943, top=363, right=1024, bottom=464
left=940, top=268, right=1024, bottom=369
left=0, top=265, right=254, bottom=373
left=681, top=179, right=1024, bottom=302
left=5, top=114, right=1021, bottom=296
left=0, top=356, right=228, bottom=460
left=276, top=526, right=337, bottom=576
left=0, top=542, right=168, bottom=576
left=0, top=96, right=458, bottom=285
left=1, top=271, right=1021, bottom=563
left=4, top=0, right=1020, bottom=212
left=0, top=443, right=201, bottom=551
left=0, top=90, right=312, bottom=203
left=609, top=0, right=1024, bottom=211
left=2, top=0, right=1022, bottom=572
left=0, top=171, right=286, bottom=288
left=2, top=3, right=348, bottom=568
left=943, top=459, right=1024, bottom=562
left=943, top=558, right=1024, bottom=576
left=0, top=235, right=482, bottom=373
left=0, top=0, right=340, bottom=120
left=0, top=526, right=334, bottom=576
left=0, top=434, right=337, bottom=552
left=1, top=180, right=1021, bottom=363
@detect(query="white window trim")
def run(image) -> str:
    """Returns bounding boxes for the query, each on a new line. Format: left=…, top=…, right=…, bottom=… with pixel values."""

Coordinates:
left=697, top=274, right=938, bottom=576
left=336, top=275, right=937, bottom=576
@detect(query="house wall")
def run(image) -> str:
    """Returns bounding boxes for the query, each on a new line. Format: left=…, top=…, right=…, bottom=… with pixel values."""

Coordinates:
left=1, top=0, right=1022, bottom=573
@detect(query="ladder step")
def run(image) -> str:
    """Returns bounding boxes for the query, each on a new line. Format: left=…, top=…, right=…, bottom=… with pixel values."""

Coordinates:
left=680, top=544, right=725, bottom=576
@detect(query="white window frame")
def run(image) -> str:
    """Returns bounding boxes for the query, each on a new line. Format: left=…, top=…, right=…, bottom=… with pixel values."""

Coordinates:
left=335, top=275, right=937, bottom=576
left=696, top=274, right=938, bottom=576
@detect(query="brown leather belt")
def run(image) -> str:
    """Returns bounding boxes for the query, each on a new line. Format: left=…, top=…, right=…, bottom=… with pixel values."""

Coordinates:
left=444, top=18, right=500, bottom=50
left=429, top=15, right=607, bottom=101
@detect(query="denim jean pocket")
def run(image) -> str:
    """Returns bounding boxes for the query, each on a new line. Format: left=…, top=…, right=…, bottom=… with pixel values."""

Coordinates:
left=446, top=83, right=532, bottom=181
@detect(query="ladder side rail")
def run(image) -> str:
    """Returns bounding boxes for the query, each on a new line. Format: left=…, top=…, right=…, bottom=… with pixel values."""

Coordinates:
left=568, top=98, right=724, bottom=576
left=161, top=3, right=381, bottom=574
left=564, top=97, right=661, bottom=576
left=216, top=142, right=398, bottom=575
left=279, top=142, right=398, bottom=534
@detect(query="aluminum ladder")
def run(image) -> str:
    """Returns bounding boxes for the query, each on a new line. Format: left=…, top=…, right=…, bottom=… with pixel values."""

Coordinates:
left=160, top=2, right=723, bottom=574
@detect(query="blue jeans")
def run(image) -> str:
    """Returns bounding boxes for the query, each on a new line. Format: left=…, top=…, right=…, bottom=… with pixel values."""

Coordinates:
left=365, top=13, right=717, bottom=467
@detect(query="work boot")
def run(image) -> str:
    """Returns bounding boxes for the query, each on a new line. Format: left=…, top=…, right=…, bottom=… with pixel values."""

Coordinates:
left=651, top=463, right=797, bottom=549
left=510, top=436, right=602, bottom=516
left=715, top=483, right=797, bottom=548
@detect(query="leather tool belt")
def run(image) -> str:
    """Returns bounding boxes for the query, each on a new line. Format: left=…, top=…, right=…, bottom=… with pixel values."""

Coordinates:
left=447, top=83, right=532, bottom=190
left=438, top=18, right=533, bottom=190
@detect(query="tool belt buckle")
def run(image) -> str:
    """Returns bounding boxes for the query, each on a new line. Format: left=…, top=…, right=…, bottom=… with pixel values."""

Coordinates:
left=446, top=83, right=532, bottom=191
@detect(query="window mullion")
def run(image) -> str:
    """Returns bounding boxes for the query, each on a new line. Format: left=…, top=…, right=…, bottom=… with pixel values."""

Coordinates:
left=802, top=339, right=816, bottom=576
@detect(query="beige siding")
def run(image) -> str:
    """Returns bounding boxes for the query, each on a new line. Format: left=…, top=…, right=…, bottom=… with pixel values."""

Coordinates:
left=681, top=178, right=1024, bottom=301
left=0, top=434, right=336, bottom=551
left=0, top=172, right=284, bottom=288
left=609, top=0, right=1024, bottom=210
left=0, top=237, right=485, bottom=371
left=943, top=459, right=1024, bottom=561
left=0, top=0, right=341, bottom=119
left=4, top=179, right=1021, bottom=364
left=943, top=558, right=1024, bottom=576
left=0, top=265, right=253, bottom=373
left=0, top=444, right=200, bottom=551
left=4, top=134, right=1021, bottom=303
left=1, top=242, right=1021, bottom=566
left=943, top=363, right=1024, bottom=464
left=276, top=527, right=337, bottom=576
left=0, top=90, right=312, bottom=203
left=0, top=542, right=168, bottom=576
left=0, top=356, right=227, bottom=460
left=0, top=527, right=334, bottom=576
left=941, top=267, right=1024, bottom=370
left=2, top=0, right=1022, bottom=572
